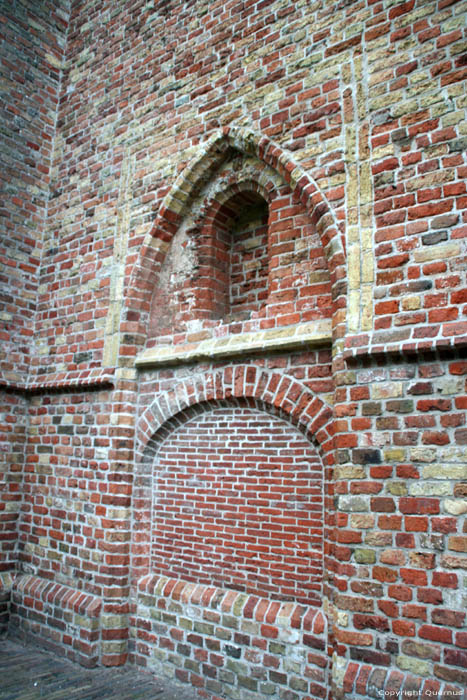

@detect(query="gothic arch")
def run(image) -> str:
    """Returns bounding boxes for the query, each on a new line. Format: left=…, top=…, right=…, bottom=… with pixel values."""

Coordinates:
left=123, top=127, right=346, bottom=352
left=194, top=175, right=274, bottom=221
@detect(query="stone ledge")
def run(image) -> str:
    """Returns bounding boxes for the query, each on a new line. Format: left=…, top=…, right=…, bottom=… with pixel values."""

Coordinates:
left=13, top=575, right=102, bottom=617
left=135, top=320, right=332, bottom=369
left=138, top=574, right=325, bottom=633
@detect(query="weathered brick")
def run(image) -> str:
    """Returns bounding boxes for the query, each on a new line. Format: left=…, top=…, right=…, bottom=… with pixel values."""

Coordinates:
left=2, top=1, right=467, bottom=697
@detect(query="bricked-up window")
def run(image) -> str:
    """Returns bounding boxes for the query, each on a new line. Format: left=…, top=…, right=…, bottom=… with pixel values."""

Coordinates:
left=151, top=407, right=323, bottom=606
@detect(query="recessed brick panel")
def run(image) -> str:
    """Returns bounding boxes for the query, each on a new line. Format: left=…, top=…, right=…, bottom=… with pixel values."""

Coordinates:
left=151, top=407, right=323, bottom=605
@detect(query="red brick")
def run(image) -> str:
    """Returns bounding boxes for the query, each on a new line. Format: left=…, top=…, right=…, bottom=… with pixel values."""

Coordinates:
left=2, top=1, right=467, bottom=694
left=392, top=620, right=415, bottom=637
left=419, top=625, right=452, bottom=644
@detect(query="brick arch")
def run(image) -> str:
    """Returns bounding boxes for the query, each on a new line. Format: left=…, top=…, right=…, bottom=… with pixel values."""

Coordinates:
left=124, top=126, right=346, bottom=348
left=135, top=365, right=334, bottom=463
left=132, top=366, right=333, bottom=590
left=189, top=153, right=283, bottom=217
left=195, top=177, right=275, bottom=221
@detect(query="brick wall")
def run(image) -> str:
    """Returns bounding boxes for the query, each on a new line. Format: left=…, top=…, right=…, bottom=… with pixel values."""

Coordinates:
left=132, top=575, right=328, bottom=700
left=332, top=353, right=467, bottom=693
left=0, top=390, right=27, bottom=571
left=0, top=1, right=69, bottom=579
left=0, top=0, right=69, bottom=384
left=148, top=406, right=323, bottom=605
left=18, top=387, right=122, bottom=591
left=0, top=0, right=466, bottom=697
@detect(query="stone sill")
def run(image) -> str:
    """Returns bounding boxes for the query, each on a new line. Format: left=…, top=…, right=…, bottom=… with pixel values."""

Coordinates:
left=135, top=320, right=332, bottom=369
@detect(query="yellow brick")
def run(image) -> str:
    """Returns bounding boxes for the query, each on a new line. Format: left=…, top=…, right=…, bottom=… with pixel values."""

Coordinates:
left=348, top=290, right=360, bottom=333
left=402, top=295, right=421, bottom=310
left=336, top=466, right=366, bottom=480
left=360, top=163, right=372, bottom=206
left=347, top=225, right=359, bottom=245
left=362, top=251, right=374, bottom=283
left=347, top=165, right=358, bottom=208
left=414, top=242, right=461, bottom=263
left=361, top=286, right=373, bottom=331
left=396, top=655, right=431, bottom=677
left=409, top=482, right=451, bottom=497
left=384, top=448, right=406, bottom=461
left=348, top=244, right=361, bottom=290
left=359, top=122, right=370, bottom=160
left=350, top=514, right=375, bottom=529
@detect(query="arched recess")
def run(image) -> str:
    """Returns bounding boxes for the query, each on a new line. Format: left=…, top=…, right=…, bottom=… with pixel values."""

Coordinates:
left=122, top=127, right=346, bottom=356
left=138, top=402, right=324, bottom=605
left=199, top=182, right=270, bottom=323
left=131, top=366, right=334, bottom=591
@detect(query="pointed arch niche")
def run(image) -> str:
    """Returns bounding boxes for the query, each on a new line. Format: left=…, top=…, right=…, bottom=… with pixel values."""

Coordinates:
left=133, top=129, right=345, bottom=369
left=148, top=174, right=272, bottom=337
